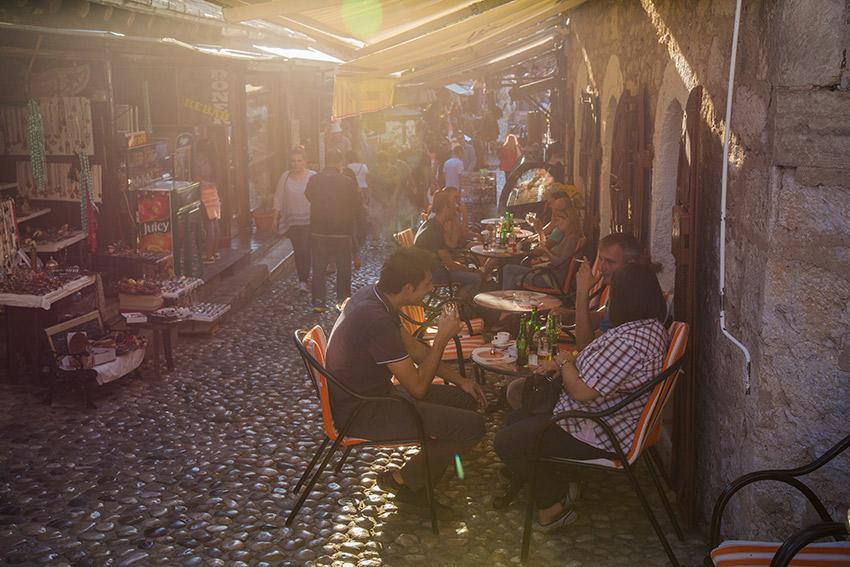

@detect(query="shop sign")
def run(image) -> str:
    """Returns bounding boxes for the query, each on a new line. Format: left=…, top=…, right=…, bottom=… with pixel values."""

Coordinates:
left=126, top=131, right=148, bottom=148
left=140, top=219, right=171, bottom=238
left=179, top=68, right=232, bottom=125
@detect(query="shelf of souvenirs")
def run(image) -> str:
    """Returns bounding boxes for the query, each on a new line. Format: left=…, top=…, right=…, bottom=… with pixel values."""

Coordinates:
left=33, top=230, right=86, bottom=253
left=17, top=207, right=51, bottom=223
left=0, top=182, right=17, bottom=192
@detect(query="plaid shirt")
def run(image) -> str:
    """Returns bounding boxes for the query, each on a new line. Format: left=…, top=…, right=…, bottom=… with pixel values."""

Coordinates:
left=553, top=319, right=670, bottom=454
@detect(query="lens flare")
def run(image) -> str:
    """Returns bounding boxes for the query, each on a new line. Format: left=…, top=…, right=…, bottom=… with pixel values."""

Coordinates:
left=454, top=454, right=465, bottom=480
left=342, top=0, right=383, bottom=39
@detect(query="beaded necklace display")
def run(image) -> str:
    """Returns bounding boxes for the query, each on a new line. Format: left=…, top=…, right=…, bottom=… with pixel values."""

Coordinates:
left=26, top=99, right=48, bottom=193
left=142, top=81, right=153, bottom=135
left=78, top=149, right=98, bottom=252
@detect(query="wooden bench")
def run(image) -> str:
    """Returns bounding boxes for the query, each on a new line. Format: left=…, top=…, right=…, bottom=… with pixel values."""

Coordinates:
left=42, top=311, right=145, bottom=409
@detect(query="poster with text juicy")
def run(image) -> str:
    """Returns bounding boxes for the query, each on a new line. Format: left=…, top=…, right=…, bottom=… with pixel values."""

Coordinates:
left=138, top=191, right=173, bottom=252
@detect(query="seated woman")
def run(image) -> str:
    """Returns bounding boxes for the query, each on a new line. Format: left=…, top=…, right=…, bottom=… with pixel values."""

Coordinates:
left=501, top=203, right=581, bottom=291
left=493, top=263, right=670, bottom=530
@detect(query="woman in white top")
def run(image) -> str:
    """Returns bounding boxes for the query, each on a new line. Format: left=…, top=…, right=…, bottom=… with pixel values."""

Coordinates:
left=273, top=147, right=316, bottom=292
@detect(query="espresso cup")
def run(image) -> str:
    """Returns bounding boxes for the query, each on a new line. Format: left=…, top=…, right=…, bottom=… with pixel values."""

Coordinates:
left=495, top=331, right=510, bottom=345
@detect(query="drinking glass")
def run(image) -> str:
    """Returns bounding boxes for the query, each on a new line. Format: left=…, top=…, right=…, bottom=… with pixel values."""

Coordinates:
left=525, top=212, right=537, bottom=225
left=537, top=336, right=552, bottom=362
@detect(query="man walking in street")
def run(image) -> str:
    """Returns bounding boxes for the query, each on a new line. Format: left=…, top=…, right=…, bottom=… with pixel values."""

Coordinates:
left=326, top=247, right=487, bottom=517
left=305, top=149, right=365, bottom=312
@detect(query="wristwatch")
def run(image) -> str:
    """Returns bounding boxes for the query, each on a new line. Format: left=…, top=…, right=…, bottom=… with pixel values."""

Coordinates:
left=556, top=355, right=568, bottom=370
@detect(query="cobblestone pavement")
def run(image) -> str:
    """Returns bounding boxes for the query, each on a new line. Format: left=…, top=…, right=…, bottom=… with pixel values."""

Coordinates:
left=0, top=241, right=710, bottom=567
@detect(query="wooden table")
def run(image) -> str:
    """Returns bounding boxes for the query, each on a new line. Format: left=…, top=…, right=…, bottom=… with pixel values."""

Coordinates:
left=473, top=290, right=562, bottom=314
left=0, top=274, right=97, bottom=383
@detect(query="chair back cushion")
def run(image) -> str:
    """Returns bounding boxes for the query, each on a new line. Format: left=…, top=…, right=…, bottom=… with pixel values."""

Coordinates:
left=710, top=540, right=850, bottom=567
left=395, top=228, right=414, bottom=247
left=398, top=305, right=426, bottom=336
left=300, top=326, right=339, bottom=440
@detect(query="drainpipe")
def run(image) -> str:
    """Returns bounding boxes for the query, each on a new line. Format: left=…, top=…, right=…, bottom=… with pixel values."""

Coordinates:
left=719, top=0, right=752, bottom=393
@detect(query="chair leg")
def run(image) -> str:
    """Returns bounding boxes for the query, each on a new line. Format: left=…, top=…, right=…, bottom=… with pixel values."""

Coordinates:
left=287, top=435, right=345, bottom=526
left=41, top=375, right=55, bottom=406
left=621, top=460, right=681, bottom=567
left=294, top=436, right=330, bottom=493
left=335, top=446, right=353, bottom=473
left=645, top=454, right=685, bottom=541
left=648, top=445, right=673, bottom=489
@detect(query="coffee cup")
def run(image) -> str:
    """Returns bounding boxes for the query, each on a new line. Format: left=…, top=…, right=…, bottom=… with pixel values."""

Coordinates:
left=494, top=331, right=510, bottom=345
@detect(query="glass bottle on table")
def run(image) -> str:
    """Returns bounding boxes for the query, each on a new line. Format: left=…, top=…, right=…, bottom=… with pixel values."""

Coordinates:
left=516, top=315, right=528, bottom=366
left=546, top=314, right=560, bottom=359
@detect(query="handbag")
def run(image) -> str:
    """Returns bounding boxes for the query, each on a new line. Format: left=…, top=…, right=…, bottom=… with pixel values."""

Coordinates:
left=521, top=371, right=563, bottom=415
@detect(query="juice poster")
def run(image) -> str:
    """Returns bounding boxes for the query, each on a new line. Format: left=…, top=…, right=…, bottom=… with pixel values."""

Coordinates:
left=138, top=191, right=173, bottom=252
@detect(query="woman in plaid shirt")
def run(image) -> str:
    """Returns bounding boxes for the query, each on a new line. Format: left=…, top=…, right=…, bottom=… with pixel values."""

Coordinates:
left=493, top=263, right=670, bottom=530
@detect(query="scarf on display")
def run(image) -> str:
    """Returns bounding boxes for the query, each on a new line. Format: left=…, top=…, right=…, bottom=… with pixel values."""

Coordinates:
left=26, top=99, right=48, bottom=194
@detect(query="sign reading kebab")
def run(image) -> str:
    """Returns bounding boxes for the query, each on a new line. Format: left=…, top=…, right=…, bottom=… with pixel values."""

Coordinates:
left=179, top=68, right=232, bottom=125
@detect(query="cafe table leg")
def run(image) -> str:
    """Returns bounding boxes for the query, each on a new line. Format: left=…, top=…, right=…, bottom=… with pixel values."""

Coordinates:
left=163, top=325, right=175, bottom=372
left=152, top=328, right=162, bottom=380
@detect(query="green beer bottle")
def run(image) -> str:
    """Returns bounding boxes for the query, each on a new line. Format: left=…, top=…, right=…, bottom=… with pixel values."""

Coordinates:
left=516, top=316, right=528, bottom=366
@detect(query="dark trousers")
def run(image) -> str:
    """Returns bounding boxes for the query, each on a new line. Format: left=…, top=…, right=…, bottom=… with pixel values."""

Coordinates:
left=286, top=224, right=311, bottom=283
left=339, top=384, right=485, bottom=492
left=311, top=235, right=351, bottom=304
left=493, top=409, right=614, bottom=509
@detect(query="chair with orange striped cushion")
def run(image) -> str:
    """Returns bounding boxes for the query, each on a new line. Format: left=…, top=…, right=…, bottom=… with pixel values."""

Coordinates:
left=521, top=322, right=690, bottom=564
left=398, top=301, right=486, bottom=379
left=287, top=326, right=441, bottom=535
left=394, top=228, right=415, bottom=248
left=518, top=236, right=587, bottom=301
left=707, top=434, right=850, bottom=567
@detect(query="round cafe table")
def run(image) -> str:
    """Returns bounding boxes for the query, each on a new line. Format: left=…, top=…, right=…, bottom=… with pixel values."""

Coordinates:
left=473, top=289, right=562, bottom=314
left=469, top=244, right=526, bottom=282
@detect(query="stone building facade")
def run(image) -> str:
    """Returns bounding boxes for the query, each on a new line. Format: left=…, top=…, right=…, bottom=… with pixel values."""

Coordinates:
left=561, top=0, right=850, bottom=537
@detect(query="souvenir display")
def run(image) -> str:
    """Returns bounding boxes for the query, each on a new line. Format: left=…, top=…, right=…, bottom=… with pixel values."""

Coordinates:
left=0, top=270, right=81, bottom=296
left=0, top=199, right=20, bottom=274
left=26, top=99, right=48, bottom=193
left=0, top=97, right=94, bottom=156
left=15, top=160, right=103, bottom=203
left=189, top=302, right=230, bottom=322
left=116, top=278, right=161, bottom=295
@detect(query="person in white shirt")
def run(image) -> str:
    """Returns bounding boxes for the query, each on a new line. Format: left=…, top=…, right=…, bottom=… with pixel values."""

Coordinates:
left=273, top=146, right=316, bottom=293
left=442, top=145, right=465, bottom=190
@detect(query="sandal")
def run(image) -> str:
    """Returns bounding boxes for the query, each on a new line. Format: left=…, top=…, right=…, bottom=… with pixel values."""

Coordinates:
left=202, top=256, right=215, bottom=264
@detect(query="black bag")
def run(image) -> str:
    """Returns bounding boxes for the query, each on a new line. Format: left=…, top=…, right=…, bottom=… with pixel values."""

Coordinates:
left=521, top=371, right=563, bottom=415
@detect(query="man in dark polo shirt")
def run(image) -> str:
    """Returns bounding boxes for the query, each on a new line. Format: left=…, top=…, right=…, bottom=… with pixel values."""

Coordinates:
left=414, top=192, right=484, bottom=299
left=326, top=247, right=487, bottom=517
left=305, top=149, right=365, bottom=312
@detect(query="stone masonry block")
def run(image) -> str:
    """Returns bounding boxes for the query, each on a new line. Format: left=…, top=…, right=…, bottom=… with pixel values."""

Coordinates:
left=775, top=0, right=846, bottom=87
left=772, top=89, right=850, bottom=169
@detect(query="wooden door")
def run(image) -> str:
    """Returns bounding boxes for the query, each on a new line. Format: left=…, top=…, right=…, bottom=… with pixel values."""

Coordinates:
left=609, top=89, right=652, bottom=249
left=671, top=85, right=702, bottom=526
left=578, top=92, right=601, bottom=259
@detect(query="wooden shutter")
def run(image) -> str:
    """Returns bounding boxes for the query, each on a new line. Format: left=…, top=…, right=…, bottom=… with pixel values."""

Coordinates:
left=672, top=85, right=702, bottom=526
left=579, top=92, right=601, bottom=258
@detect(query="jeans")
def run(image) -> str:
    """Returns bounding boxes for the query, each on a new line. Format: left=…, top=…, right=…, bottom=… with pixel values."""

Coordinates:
left=311, top=235, right=351, bottom=304
left=286, top=224, right=311, bottom=283
left=203, top=209, right=219, bottom=258
left=336, top=384, right=485, bottom=491
left=432, top=267, right=482, bottom=297
left=493, top=409, right=614, bottom=508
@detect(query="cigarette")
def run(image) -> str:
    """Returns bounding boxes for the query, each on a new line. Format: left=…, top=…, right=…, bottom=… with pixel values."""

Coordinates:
left=575, top=259, right=585, bottom=263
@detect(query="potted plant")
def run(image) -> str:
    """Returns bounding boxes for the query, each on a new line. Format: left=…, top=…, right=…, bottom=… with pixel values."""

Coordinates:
left=252, top=192, right=275, bottom=233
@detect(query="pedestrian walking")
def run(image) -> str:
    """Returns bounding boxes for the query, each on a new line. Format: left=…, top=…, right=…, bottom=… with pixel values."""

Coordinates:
left=273, top=146, right=316, bottom=293
left=306, top=149, right=364, bottom=312
left=196, top=139, right=221, bottom=264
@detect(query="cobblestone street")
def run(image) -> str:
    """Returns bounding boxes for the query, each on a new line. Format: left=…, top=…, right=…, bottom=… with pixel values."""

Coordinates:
left=1, top=242, right=710, bottom=567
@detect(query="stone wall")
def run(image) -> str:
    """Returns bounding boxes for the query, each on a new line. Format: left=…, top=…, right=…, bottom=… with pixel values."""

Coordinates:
left=564, top=0, right=850, bottom=538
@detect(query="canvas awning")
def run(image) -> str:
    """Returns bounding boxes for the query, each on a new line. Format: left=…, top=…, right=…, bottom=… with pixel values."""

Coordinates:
left=217, top=0, right=589, bottom=116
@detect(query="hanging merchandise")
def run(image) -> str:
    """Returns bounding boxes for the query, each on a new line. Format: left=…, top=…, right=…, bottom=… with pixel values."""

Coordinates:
left=26, top=99, right=48, bottom=193
left=142, top=81, right=153, bottom=135
left=77, top=149, right=98, bottom=252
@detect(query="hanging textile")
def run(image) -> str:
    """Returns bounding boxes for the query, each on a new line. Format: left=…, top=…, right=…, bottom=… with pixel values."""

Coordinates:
left=77, top=149, right=98, bottom=252
left=26, top=99, right=48, bottom=194
left=142, top=81, right=153, bottom=135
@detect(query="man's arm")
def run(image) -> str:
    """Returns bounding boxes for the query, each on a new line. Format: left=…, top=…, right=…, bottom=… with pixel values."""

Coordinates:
left=385, top=312, right=460, bottom=399
left=396, top=322, right=488, bottom=409
left=437, top=248, right=479, bottom=273
left=574, top=259, right=602, bottom=351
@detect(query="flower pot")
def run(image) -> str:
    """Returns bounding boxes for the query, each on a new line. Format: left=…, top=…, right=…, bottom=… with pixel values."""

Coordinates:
left=253, top=210, right=274, bottom=233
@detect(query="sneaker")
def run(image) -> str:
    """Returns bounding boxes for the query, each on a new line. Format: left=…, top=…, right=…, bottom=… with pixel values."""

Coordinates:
left=213, top=252, right=221, bottom=260
left=298, top=282, right=308, bottom=293
left=533, top=508, right=579, bottom=532
left=202, top=256, right=215, bottom=264
left=376, top=471, right=404, bottom=495
left=312, top=300, right=328, bottom=313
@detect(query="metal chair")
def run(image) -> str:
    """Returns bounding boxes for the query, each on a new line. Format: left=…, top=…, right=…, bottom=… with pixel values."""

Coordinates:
left=288, top=326, right=440, bottom=534
left=517, top=236, right=587, bottom=303
left=399, top=298, right=486, bottom=380
left=706, top=434, right=850, bottom=567
left=521, top=321, right=690, bottom=564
